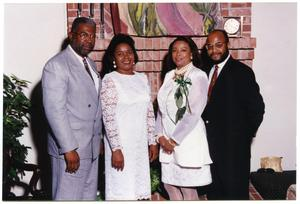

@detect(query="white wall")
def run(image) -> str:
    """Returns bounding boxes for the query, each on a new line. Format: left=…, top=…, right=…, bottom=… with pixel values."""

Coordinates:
left=4, top=3, right=67, bottom=195
left=251, top=3, right=297, bottom=171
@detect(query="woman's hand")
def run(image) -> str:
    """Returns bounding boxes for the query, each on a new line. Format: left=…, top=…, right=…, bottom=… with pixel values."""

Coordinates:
left=149, top=144, right=158, bottom=162
left=158, top=136, right=175, bottom=154
left=112, top=149, right=124, bottom=171
left=169, top=138, right=178, bottom=147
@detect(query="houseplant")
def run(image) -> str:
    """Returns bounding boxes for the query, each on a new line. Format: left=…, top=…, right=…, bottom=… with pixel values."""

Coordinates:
left=150, top=167, right=160, bottom=193
left=3, top=74, right=31, bottom=199
left=150, top=163, right=166, bottom=200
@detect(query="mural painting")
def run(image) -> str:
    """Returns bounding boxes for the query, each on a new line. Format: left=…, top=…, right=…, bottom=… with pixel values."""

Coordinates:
left=112, top=3, right=222, bottom=36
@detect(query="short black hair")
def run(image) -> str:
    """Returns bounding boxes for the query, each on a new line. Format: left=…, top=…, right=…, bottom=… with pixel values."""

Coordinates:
left=209, top=29, right=229, bottom=43
left=161, top=36, right=203, bottom=80
left=71, top=17, right=96, bottom=33
left=101, top=33, right=139, bottom=78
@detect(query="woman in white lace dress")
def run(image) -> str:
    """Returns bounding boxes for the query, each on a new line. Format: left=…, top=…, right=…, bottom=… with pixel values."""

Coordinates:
left=156, top=37, right=212, bottom=200
left=100, top=34, right=158, bottom=200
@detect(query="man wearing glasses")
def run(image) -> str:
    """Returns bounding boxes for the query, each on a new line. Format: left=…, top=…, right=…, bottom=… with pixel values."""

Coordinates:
left=42, top=17, right=102, bottom=200
left=202, top=30, right=265, bottom=200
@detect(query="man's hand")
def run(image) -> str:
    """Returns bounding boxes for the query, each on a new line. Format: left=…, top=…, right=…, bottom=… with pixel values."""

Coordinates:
left=149, top=144, right=158, bottom=162
left=112, top=149, right=124, bottom=171
left=64, top=150, right=80, bottom=173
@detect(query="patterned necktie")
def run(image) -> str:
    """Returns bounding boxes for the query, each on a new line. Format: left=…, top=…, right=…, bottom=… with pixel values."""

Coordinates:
left=83, top=58, right=94, bottom=82
left=207, top=65, right=219, bottom=101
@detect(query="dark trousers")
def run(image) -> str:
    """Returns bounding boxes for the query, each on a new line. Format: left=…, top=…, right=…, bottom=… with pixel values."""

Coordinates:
left=207, top=164, right=249, bottom=200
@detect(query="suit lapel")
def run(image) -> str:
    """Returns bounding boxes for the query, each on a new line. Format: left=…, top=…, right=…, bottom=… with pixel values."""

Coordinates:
left=204, top=57, right=232, bottom=113
left=86, top=57, right=101, bottom=97
left=210, top=57, right=233, bottom=99
left=86, top=57, right=102, bottom=116
left=65, top=47, right=98, bottom=101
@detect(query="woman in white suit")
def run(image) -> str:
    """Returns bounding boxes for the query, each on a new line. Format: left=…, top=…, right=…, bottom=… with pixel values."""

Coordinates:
left=156, top=36, right=212, bottom=200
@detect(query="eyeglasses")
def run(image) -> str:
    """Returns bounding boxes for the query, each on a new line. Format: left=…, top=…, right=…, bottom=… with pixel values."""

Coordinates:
left=73, top=32, right=96, bottom=40
left=205, top=42, right=226, bottom=50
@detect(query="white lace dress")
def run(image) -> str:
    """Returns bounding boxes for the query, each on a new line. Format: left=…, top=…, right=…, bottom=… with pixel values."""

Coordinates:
left=156, top=63, right=212, bottom=187
left=100, top=71, right=156, bottom=200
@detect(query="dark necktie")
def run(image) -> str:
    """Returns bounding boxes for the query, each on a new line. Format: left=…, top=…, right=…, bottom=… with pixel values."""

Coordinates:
left=207, top=65, right=219, bottom=101
left=83, top=58, right=94, bottom=82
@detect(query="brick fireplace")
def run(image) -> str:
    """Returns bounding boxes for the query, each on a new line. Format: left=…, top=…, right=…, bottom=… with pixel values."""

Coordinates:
left=66, top=3, right=256, bottom=100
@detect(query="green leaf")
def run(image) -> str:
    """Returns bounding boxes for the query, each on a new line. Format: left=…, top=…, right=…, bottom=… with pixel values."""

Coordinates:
left=174, top=87, right=182, bottom=100
left=175, top=87, right=184, bottom=108
left=175, top=106, right=186, bottom=124
left=150, top=167, right=161, bottom=193
left=172, top=76, right=193, bottom=123
left=3, top=74, right=31, bottom=186
left=175, top=95, right=183, bottom=108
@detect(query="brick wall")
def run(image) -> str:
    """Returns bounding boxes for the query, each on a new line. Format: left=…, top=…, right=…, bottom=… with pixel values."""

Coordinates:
left=67, top=3, right=255, bottom=100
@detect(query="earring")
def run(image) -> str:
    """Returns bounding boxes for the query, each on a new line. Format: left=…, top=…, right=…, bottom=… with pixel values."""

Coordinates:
left=113, top=60, right=117, bottom=69
left=190, top=56, right=193, bottom=60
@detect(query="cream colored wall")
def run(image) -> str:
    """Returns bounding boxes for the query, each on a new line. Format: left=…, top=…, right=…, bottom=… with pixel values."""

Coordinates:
left=4, top=3, right=67, bottom=195
left=251, top=3, right=297, bottom=171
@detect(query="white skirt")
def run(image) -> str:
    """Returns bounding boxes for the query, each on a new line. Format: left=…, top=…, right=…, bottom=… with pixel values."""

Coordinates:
left=161, top=161, right=212, bottom=187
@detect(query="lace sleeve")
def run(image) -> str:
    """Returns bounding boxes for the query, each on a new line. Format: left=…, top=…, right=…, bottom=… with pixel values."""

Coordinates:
left=143, top=73, right=157, bottom=145
left=155, top=109, right=164, bottom=142
left=100, top=77, right=122, bottom=151
left=147, top=102, right=156, bottom=145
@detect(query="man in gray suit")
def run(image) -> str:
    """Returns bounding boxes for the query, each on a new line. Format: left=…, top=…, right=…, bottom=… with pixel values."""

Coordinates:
left=42, top=17, right=102, bottom=200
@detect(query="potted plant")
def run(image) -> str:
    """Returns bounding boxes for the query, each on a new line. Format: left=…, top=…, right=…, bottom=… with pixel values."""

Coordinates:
left=150, top=164, right=166, bottom=200
left=3, top=74, right=31, bottom=199
left=150, top=167, right=160, bottom=193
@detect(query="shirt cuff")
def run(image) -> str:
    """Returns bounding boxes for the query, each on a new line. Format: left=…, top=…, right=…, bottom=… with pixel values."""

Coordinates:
left=170, top=137, right=180, bottom=145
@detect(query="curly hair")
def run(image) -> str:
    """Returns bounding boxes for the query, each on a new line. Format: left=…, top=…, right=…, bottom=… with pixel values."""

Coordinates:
left=101, top=33, right=139, bottom=78
left=161, top=36, right=203, bottom=81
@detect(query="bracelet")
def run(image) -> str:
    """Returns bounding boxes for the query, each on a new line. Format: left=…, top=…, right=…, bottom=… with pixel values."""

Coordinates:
left=155, top=134, right=164, bottom=143
left=169, top=139, right=177, bottom=147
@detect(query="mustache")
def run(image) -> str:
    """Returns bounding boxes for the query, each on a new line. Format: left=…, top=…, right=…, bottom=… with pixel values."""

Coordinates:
left=209, top=51, right=230, bottom=64
left=81, top=42, right=94, bottom=47
left=83, top=44, right=94, bottom=48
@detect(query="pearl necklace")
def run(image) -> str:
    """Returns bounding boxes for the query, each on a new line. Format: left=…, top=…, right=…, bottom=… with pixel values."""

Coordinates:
left=174, top=62, right=193, bottom=78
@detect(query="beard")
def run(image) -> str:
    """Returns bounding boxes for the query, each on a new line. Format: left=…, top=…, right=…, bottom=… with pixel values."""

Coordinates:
left=210, top=50, right=230, bottom=65
left=70, top=42, right=94, bottom=57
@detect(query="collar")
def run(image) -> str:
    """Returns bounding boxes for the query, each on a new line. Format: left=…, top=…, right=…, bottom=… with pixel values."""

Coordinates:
left=215, top=54, right=230, bottom=69
left=68, top=45, right=85, bottom=64
left=174, top=62, right=193, bottom=76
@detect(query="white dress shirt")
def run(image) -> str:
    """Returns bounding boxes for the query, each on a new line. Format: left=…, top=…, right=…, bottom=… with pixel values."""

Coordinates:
left=208, top=54, right=230, bottom=84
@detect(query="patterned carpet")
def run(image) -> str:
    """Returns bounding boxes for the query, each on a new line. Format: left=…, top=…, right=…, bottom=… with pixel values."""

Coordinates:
left=198, top=182, right=263, bottom=200
left=152, top=182, right=263, bottom=200
left=249, top=182, right=263, bottom=200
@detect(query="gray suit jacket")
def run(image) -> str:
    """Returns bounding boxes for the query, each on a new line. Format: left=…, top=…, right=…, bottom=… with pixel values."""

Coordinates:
left=42, top=46, right=102, bottom=160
